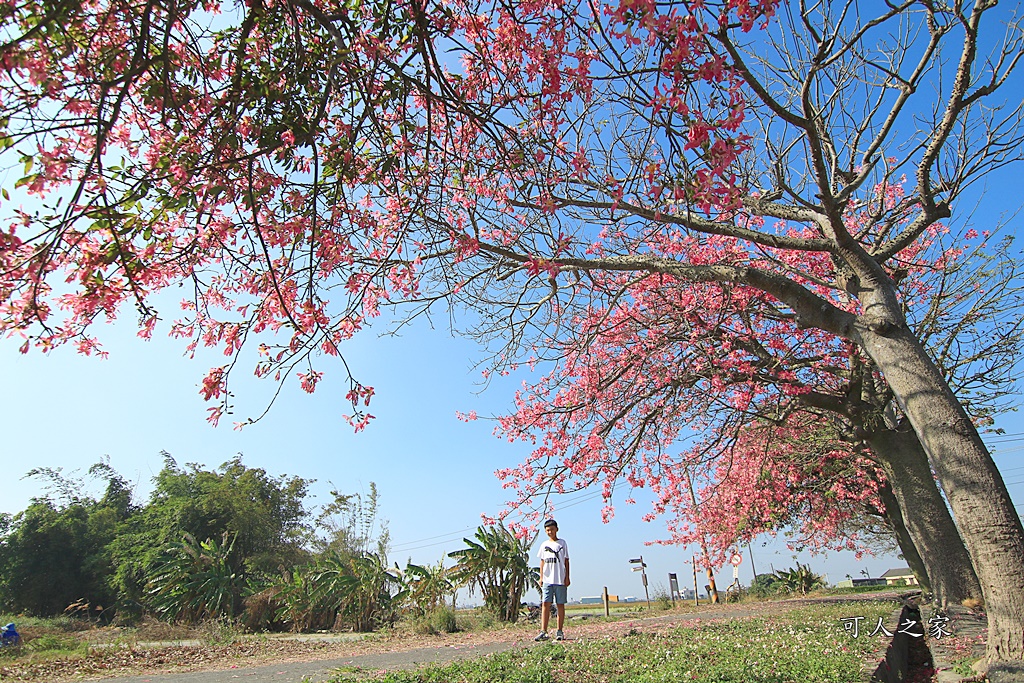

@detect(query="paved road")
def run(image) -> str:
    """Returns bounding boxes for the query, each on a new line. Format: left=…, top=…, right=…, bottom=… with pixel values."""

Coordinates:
left=109, top=640, right=524, bottom=683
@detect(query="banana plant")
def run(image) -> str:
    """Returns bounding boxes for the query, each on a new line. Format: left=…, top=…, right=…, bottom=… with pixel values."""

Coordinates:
left=772, top=562, right=825, bottom=595
left=404, top=559, right=455, bottom=615
left=148, top=532, right=240, bottom=623
left=448, top=524, right=538, bottom=622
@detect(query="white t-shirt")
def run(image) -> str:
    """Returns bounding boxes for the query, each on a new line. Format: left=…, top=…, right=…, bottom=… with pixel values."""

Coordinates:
left=537, top=538, right=570, bottom=585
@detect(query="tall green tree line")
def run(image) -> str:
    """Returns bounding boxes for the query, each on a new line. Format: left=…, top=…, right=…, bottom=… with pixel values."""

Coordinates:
left=0, top=457, right=497, bottom=634
left=0, top=455, right=312, bottom=621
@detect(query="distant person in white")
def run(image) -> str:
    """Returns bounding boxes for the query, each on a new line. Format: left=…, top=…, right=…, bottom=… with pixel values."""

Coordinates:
left=535, top=518, right=570, bottom=641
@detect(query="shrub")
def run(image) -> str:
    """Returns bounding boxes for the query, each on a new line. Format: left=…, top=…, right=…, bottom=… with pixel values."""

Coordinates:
left=242, top=586, right=288, bottom=632
left=725, top=584, right=745, bottom=603
left=749, top=573, right=780, bottom=598
left=448, top=525, right=537, bottom=623
left=650, top=585, right=673, bottom=610
left=196, top=618, right=242, bottom=646
left=403, top=561, right=454, bottom=616
left=472, top=608, right=497, bottom=630
left=148, top=532, right=242, bottom=623
left=414, top=606, right=459, bottom=634
left=430, top=607, right=458, bottom=633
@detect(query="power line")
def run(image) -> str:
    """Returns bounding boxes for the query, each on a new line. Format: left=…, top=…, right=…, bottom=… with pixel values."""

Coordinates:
left=390, top=526, right=477, bottom=551
left=389, top=433, right=1024, bottom=556
left=991, top=445, right=1024, bottom=455
left=389, top=488, right=609, bottom=554
left=392, top=537, right=475, bottom=555
left=987, top=432, right=1024, bottom=442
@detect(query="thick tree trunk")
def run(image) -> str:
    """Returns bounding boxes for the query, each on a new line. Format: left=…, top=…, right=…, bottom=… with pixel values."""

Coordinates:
left=868, top=428, right=982, bottom=607
left=874, top=479, right=932, bottom=594
left=857, top=322, right=1024, bottom=665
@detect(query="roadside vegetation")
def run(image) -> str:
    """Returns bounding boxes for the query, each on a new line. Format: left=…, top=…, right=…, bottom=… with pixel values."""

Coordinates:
left=328, top=601, right=898, bottom=683
left=0, top=579, right=911, bottom=683
left=0, top=458, right=913, bottom=682
left=0, top=457, right=537, bottom=636
left=0, top=455, right=568, bottom=681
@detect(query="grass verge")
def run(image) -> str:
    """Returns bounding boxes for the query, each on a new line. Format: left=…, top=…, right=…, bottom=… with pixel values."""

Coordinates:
left=328, top=600, right=897, bottom=683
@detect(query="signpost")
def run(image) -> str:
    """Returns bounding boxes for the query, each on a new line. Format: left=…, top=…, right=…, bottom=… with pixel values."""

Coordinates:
left=629, top=557, right=652, bottom=611
left=730, top=552, right=742, bottom=583
left=668, top=573, right=681, bottom=603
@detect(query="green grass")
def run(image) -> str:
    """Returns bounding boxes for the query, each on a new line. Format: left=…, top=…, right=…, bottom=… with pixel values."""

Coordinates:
left=821, top=584, right=895, bottom=596
left=0, top=614, right=85, bottom=631
left=953, top=656, right=979, bottom=677
left=328, top=601, right=897, bottom=683
left=0, top=613, right=93, bottom=660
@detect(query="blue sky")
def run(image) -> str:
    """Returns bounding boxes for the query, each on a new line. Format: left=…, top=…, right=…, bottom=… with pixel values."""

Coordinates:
left=3, top=296, right=1022, bottom=602
left=1, top=0, right=1023, bottom=608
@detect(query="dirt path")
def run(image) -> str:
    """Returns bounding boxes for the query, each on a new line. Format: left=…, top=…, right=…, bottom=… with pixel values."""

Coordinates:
left=4, top=592, right=907, bottom=683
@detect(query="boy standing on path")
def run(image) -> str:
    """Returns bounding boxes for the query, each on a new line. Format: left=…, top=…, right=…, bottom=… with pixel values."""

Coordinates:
left=535, top=519, right=570, bottom=641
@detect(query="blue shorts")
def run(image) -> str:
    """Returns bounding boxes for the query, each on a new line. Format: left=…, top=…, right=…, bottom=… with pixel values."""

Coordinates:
left=542, top=584, right=568, bottom=605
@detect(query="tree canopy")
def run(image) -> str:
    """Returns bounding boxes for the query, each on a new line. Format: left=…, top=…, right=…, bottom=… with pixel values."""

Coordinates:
left=2, top=0, right=1023, bottom=665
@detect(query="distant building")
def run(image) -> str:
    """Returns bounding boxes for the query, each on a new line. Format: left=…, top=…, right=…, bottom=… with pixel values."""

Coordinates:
left=580, top=596, right=603, bottom=604
left=880, top=568, right=919, bottom=586
left=835, top=578, right=887, bottom=588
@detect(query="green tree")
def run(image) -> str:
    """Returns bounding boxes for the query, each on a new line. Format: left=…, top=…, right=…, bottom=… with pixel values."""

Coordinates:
left=261, top=483, right=399, bottom=632
left=448, top=525, right=538, bottom=622
left=147, top=454, right=311, bottom=573
left=314, top=483, right=390, bottom=558
left=109, top=454, right=313, bottom=616
left=320, top=552, right=406, bottom=632
left=271, top=550, right=405, bottom=632
left=270, top=568, right=325, bottom=633
left=0, top=464, right=134, bottom=616
left=0, top=502, right=109, bottom=615
left=749, top=574, right=780, bottom=599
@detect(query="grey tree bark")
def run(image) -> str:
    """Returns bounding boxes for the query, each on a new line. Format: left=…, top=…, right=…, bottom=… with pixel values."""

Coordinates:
left=873, top=479, right=931, bottom=594
left=855, top=321, right=1024, bottom=664
left=867, top=427, right=983, bottom=608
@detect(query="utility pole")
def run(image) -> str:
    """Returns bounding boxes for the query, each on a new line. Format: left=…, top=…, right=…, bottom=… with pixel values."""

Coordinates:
left=692, top=556, right=699, bottom=607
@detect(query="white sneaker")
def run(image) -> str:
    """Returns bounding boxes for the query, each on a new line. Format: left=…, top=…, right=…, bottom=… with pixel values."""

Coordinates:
left=555, top=630, right=565, bottom=641
left=534, top=631, right=549, bottom=641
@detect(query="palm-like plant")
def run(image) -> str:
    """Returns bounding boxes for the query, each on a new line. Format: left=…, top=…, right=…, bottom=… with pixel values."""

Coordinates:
left=404, top=559, right=455, bottom=615
left=272, top=567, right=331, bottom=632
left=148, top=532, right=241, bottom=623
left=338, top=552, right=406, bottom=631
left=448, top=524, right=538, bottom=622
left=267, top=551, right=403, bottom=632
left=772, top=562, right=826, bottom=595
